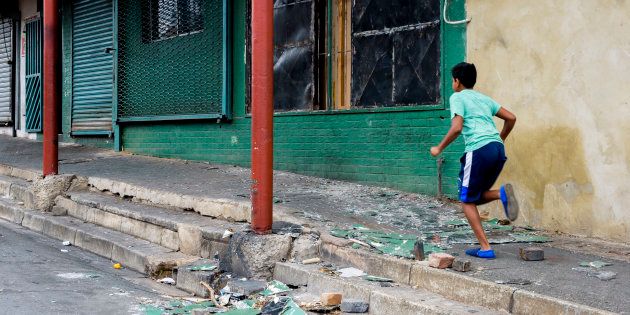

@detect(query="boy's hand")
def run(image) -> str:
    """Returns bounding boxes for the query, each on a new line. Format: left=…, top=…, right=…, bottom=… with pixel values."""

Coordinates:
left=430, top=146, right=442, bottom=157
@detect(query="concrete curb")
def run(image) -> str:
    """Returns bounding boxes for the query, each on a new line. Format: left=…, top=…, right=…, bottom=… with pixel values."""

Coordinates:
left=0, top=197, right=197, bottom=276
left=0, top=174, right=35, bottom=207
left=511, top=290, right=615, bottom=315
left=320, top=236, right=615, bottom=314
left=0, top=163, right=41, bottom=182
left=57, top=193, right=237, bottom=259
left=87, top=177, right=251, bottom=222
left=274, top=262, right=502, bottom=315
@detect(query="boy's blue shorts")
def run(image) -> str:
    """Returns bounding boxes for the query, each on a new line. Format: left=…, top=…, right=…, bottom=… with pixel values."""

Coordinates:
left=458, top=141, right=506, bottom=204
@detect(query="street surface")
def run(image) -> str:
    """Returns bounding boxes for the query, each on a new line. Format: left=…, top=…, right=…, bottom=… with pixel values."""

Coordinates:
left=0, top=219, right=174, bottom=315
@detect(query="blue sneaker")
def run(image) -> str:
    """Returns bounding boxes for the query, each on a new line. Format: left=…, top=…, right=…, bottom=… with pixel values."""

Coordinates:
left=500, top=183, right=519, bottom=221
left=465, top=248, right=496, bottom=259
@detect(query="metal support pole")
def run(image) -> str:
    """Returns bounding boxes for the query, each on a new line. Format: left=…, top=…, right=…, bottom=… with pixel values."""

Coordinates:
left=42, top=0, right=60, bottom=176
left=250, top=0, right=274, bottom=234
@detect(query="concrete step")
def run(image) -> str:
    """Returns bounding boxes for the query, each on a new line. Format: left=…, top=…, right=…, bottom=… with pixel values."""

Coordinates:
left=87, top=176, right=251, bottom=222
left=319, top=234, right=614, bottom=315
left=0, top=163, right=41, bottom=182
left=0, top=197, right=198, bottom=277
left=274, top=262, right=504, bottom=315
left=57, top=190, right=245, bottom=258
left=173, top=259, right=221, bottom=297
left=0, top=174, right=35, bottom=207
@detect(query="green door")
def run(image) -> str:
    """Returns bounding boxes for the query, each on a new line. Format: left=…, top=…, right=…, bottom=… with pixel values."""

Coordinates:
left=71, top=0, right=115, bottom=135
left=25, top=18, right=42, bottom=132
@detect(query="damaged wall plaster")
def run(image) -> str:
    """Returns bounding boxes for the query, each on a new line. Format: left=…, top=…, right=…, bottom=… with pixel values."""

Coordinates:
left=468, top=0, right=630, bottom=242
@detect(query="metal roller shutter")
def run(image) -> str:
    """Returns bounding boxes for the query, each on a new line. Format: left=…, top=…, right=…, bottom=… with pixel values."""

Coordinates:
left=0, top=17, right=12, bottom=124
left=71, top=0, right=114, bottom=134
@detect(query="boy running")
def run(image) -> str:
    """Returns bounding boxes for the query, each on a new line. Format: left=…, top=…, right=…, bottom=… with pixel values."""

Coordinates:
left=430, top=62, right=518, bottom=259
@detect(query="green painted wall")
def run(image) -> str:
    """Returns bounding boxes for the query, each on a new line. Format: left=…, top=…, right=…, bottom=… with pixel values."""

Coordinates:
left=60, top=0, right=467, bottom=196
left=120, top=0, right=467, bottom=196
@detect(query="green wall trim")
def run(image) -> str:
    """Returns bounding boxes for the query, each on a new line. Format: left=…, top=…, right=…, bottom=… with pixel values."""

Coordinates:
left=222, top=0, right=233, bottom=120
left=118, top=114, right=223, bottom=123
left=252, top=104, right=446, bottom=118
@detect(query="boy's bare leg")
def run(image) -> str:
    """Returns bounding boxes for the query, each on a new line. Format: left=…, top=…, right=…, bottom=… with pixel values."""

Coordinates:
left=462, top=202, right=491, bottom=250
left=476, top=190, right=501, bottom=205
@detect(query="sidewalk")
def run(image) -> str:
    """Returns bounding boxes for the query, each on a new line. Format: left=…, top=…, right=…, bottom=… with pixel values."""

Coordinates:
left=0, top=135, right=628, bottom=313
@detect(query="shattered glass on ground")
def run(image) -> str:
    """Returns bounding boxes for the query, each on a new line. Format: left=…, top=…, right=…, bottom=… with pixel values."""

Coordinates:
left=330, top=219, right=549, bottom=259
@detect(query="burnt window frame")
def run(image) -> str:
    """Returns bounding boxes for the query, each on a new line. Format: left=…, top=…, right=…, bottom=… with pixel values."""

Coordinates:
left=245, top=0, right=466, bottom=115
left=143, top=0, right=205, bottom=43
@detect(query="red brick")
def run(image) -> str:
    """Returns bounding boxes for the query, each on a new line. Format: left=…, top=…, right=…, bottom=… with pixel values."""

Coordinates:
left=321, top=292, right=343, bottom=306
left=428, top=253, right=455, bottom=269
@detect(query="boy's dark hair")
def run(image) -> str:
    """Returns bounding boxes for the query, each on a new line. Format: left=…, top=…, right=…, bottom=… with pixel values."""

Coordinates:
left=451, top=62, right=477, bottom=88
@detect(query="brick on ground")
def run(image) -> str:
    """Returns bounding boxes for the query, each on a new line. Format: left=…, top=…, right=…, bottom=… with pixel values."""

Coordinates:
left=519, top=247, right=544, bottom=261
left=452, top=258, right=471, bottom=272
left=321, top=292, right=343, bottom=306
left=428, top=253, right=455, bottom=269
left=341, top=299, right=369, bottom=313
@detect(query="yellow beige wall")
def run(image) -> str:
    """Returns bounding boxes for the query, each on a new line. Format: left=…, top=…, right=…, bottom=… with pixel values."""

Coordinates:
left=467, top=1, right=630, bottom=242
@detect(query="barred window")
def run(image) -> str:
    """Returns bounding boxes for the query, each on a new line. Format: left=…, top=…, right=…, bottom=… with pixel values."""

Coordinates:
left=145, top=0, right=204, bottom=42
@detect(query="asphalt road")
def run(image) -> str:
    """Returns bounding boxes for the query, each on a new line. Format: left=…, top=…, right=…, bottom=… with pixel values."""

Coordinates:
left=0, top=219, right=176, bottom=315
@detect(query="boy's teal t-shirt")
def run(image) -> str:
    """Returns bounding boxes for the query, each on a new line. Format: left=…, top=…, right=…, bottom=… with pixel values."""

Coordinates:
left=449, top=89, right=503, bottom=152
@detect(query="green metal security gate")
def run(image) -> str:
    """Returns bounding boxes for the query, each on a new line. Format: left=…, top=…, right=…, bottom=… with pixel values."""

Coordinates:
left=116, top=0, right=230, bottom=122
left=25, top=18, right=42, bottom=132
left=71, top=0, right=115, bottom=135
left=0, top=17, right=13, bottom=125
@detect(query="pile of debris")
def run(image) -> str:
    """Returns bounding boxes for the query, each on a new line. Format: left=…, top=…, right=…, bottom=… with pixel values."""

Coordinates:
left=143, top=278, right=303, bottom=315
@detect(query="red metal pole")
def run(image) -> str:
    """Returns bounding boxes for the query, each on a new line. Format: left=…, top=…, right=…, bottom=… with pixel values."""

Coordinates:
left=42, top=0, right=60, bottom=176
left=251, top=0, right=274, bottom=234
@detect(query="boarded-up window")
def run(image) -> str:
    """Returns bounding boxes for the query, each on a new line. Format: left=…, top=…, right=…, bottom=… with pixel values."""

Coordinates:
left=350, top=0, right=441, bottom=107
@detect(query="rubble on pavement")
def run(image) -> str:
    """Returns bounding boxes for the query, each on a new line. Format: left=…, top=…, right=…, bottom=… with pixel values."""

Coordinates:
left=142, top=277, right=306, bottom=315
left=329, top=218, right=550, bottom=260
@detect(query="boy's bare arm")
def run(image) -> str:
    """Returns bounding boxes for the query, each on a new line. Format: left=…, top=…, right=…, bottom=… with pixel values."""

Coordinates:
left=430, top=115, right=463, bottom=157
left=496, top=107, right=516, bottom=141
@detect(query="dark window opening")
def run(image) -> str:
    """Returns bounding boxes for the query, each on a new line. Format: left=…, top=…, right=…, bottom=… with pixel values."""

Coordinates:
left=247, top=0, right=442, bottom=113
left=143, top=0, right=204, bottom=42
left=272, top=0, right=327, bottom=112
left=350, top=0, right=441, bottom=108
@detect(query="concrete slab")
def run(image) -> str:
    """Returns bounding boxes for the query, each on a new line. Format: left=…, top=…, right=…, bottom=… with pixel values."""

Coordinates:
left=512, top=290, right=615, bottom=315
left=276, top=263, right=503, bottom=315
left=174, top=259, right=219, bottom=297
left=273, top=262, right=310, bottom=287
left=321, top=243, right=412, bottom=285
left=409, top=264, right=514, bottom=312
left=369, top=286, right=501, bottom=315
left=0, top=203, right=196, bottom=276
left=0, top=198, right=25, bottom=224
left=21, top=211, right=46, bottom=233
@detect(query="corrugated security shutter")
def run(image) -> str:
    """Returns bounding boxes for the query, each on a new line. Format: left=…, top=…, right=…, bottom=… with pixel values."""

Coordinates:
left=71, top=0, right=114, bottom=133
left=0, top=17, right=13, bottom=124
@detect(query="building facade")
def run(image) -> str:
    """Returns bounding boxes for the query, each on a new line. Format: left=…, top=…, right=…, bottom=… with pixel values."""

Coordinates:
left=6, top=0, right=629, bottom=242
left=56, top=0, right=467, bottom=197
